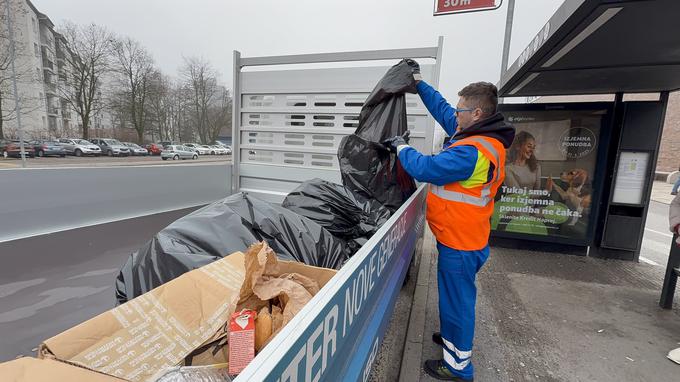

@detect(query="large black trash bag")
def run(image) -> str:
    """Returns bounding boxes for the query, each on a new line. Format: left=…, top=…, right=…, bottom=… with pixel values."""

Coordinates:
left=115, top=192, right=350, bottom=304
left=281, top=178, right=391, bottom=240
left=338, top=59, right=417, bottom=210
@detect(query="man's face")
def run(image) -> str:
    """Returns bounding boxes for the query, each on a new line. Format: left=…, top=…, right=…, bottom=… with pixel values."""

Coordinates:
left=455, top=97, right=484, bottom=131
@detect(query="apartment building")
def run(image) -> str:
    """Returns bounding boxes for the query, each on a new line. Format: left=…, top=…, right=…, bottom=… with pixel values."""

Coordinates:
left=3, top=0, right=77, bottom=139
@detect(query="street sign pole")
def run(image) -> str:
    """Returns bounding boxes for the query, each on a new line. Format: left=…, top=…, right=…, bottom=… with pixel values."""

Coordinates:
left=499, top=0, right=515, bottom=104
left=5, top=0, right=27, bottom=168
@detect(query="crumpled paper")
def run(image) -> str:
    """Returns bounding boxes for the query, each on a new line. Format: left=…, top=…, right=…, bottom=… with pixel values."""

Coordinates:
left=236, top=242, right=321, bottom=349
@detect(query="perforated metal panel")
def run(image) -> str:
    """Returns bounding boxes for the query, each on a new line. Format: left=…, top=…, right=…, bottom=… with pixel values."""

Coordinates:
left=232, top=43, right=443, bottom=203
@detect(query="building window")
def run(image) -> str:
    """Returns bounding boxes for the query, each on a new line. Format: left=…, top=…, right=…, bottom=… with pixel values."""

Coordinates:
left=32, top=17, right=37, bottom=34
left=42, top=117, right=46, bottom=128
left=34, top=43, right=39, bottom=57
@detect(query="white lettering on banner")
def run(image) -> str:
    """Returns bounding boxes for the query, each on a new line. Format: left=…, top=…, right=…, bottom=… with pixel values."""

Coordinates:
left=518, top=22, right=551, bottom=67
left=342, top=217, right=407, bottom=338
left=362, top=337, right=380, bottom=382
left=443, top=0, right=472, bottom=7
left=305, top=324, right=324, bottom=382
left=280, top=345, right=306, bottom=382
left=322, top=305, right=338, bottom=372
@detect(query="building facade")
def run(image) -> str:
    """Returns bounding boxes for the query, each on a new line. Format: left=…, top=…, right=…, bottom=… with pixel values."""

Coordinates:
left=2, top=0, right=78, bottom=140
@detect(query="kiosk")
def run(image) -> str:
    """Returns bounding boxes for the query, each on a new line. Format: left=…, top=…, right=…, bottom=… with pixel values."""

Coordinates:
left=496, top=0, right=680, bottom=262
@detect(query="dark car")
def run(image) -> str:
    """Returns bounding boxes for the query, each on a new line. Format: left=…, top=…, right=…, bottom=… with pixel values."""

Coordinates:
left=0, top=139, right=35, bottom=158
left=145, top=143, right=163, bottom=156
left=31, top=140, right=66, bottom=157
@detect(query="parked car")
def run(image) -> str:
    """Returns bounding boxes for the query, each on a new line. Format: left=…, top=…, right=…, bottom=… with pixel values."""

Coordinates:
left=0, top=139, right=35, bottom=158
left=188, top=144, right=211, bottom=155
left=145, top=143, right=163, bottom=156
left=30, top=140, right=66, bottom=157
left=161, top=145, right=199, bottom=160
left=158, top=141, right=179, bottom=148
left=123, top=142, right=149, bottom=156
left=223, top=145, right=232, bottom=155
left=201, top=145, right=216, bottom=155
left=57, top=138, right=102, bottom=157
left=210, top=145, right=229, bottom=155
left=89, top=138, right=131, bottom=157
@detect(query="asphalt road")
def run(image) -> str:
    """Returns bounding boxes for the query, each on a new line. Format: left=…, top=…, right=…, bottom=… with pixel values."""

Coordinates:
left=0, top=207, right=198, bottom=362
left=639, top=201, right=673, bottom=267
left=0, top=202, right=673, bottom=364
left=0, top=154, right=230, bottom=168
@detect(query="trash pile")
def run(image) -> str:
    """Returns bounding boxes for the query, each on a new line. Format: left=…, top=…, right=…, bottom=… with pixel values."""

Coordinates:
left=0, top=59, right=419, bottom=381
left=115, top=58, right=418, bottom=304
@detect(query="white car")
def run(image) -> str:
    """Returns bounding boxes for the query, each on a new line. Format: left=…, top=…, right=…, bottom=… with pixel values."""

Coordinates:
left=200, top=145, right=216, bottom=155
left=58, top=138, right=102, bottom=157
left=210, top=145, right=228, bottom=155
left=192, top=145, right=211, bottom=155
left=161, top=145, right=198, bottom=160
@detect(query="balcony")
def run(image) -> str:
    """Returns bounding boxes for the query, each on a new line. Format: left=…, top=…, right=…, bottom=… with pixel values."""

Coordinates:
left=42, top=58, right=54, bottom=71
left=45, top=82, right=57, bottom=95
left=47, top=106, right=59, bottom=116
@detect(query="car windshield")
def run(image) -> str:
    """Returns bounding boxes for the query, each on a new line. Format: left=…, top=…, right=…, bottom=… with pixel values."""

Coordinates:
left=75, top=139, right=92, bottom=145
left=105, top=139, right=122, bottom=145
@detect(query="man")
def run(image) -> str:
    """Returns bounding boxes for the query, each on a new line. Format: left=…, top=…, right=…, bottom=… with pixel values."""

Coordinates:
left=382, top=59, right=515, bottom=381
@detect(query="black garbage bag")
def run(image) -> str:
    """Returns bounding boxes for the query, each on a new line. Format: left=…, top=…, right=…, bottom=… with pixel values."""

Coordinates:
left=115, top=192, right=350, bottom=304
left=281, top=178, right=391, bottom=240
left=338, top=59, right=417, bottom=210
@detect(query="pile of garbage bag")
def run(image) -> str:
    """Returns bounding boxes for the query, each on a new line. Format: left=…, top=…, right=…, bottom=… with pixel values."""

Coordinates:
left=115, top=192, right=350, bottom=303
left=115, top=59, right=418, bottom=304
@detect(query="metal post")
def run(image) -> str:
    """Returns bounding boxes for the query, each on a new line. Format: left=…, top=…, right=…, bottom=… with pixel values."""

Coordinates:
left=499, top=0, right=515, bottom=104
left=5, top=0, right=26, bottom=167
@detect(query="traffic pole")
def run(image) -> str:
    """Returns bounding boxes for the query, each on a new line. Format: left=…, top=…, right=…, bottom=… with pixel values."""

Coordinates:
left=499, top=0, right=515, bottom=104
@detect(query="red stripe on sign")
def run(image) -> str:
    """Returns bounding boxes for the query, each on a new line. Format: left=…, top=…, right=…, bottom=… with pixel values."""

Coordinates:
left=435, top=0, right=496, bottom=14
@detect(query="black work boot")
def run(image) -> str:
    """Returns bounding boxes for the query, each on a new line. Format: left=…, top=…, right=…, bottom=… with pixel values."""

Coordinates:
left=423, top=359, right=473, bottom=381
left=432, top=332, right=443, bottom=346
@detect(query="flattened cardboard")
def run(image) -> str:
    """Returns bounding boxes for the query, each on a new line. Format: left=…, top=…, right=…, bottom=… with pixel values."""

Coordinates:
left=39, top=252, right=246, bottom=382
left=0, top=357, right=125, bottom=382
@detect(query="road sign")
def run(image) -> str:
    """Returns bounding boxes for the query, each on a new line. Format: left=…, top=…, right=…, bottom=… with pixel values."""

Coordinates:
left=434, top=0, right=501, bottom=16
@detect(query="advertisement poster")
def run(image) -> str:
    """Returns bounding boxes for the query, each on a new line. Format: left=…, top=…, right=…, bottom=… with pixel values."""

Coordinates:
left=492, top=107, right=607, bottom=242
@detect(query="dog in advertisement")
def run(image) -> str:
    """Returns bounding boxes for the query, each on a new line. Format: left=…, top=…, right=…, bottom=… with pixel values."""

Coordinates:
left=547, top=168, right=592, bottom=226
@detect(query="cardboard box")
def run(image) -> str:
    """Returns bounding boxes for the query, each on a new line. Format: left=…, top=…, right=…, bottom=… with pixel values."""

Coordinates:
left=0, top=357, right=125, bottom=381
left=39, top=252, right=247, bottom=382
left=36, top=242, right=338, bottom=382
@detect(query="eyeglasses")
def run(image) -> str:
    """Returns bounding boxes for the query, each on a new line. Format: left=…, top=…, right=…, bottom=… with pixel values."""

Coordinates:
left=454, top=108, right=475, bottom=115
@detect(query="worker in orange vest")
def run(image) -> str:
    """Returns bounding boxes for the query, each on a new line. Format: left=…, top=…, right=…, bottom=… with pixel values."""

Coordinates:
left=382, top=59, right=515, bottom=381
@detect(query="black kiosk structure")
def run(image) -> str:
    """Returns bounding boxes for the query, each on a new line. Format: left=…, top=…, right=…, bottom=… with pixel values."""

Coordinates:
left=494, top=0, right=680, bottom=275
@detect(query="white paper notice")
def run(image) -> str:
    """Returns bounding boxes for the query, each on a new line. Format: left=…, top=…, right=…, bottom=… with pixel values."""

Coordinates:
left=612, top=152, right=649, bottom=205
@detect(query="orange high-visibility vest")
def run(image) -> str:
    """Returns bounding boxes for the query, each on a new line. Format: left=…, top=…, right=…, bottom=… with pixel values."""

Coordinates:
left=426, top=135, right=506, bottom=251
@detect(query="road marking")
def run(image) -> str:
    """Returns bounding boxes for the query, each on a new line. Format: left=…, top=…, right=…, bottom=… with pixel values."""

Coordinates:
left=639, top=256, right=661, bottom=266
left=645, top=228, right=673, bottom=238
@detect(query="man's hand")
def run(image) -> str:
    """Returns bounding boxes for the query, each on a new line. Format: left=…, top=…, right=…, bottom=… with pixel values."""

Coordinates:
left=404, top=59, right=422, bottom=83
left=381, top=130, right=411, bottom=153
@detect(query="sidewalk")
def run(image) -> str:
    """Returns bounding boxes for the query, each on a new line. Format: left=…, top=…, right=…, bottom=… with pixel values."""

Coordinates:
left=399, top=229, right=680, bottom=382
left=652, top=180, right=676, bottom=205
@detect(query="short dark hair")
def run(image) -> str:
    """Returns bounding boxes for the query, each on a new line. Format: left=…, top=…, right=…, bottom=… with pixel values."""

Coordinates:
left=458, top=82, right=498, bottom=117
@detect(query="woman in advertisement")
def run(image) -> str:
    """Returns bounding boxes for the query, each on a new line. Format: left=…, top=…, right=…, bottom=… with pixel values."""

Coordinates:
left=505, top=131, right=542, bottom=190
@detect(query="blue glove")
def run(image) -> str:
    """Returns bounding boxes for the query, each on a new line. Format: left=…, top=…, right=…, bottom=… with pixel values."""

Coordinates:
left=381, top=130, right=411, bottom=153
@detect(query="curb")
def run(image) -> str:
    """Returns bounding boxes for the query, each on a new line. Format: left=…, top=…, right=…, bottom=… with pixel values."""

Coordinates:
left=398, top=227, right=435, bottom=382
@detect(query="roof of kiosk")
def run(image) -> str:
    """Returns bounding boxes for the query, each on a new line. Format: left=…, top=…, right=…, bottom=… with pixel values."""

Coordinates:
left=498, top=0, right=680, bottom=97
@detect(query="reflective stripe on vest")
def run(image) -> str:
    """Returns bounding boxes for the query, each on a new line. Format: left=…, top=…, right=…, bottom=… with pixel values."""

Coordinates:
left=430, top=136, right=502, bottom=207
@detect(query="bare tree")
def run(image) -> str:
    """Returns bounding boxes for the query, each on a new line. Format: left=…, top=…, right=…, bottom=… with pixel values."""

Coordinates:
left=111, top=36, right=154, bottom=143
left=180, top=56, right=218, bottom=144
left=59, top=22, right=112, bottom=140
left=146, top=70, right=173, bottom=142
left=207, top=85, right=231, bottom=144
left=0, top=0, right=41, bottom=139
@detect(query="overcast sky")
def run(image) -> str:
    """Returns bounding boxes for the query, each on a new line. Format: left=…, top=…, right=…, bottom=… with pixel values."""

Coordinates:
left=32, top=0, right=564, bottom=99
